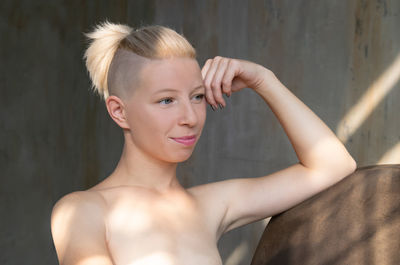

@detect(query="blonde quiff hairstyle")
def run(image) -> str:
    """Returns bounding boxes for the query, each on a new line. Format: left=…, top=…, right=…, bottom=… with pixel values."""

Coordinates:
left=83, top=21, right=197, bottom=101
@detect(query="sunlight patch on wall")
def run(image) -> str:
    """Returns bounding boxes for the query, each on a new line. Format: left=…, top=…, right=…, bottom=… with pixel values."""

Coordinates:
left=378, top=141, right=400, bottom=164
left=225, top=240, right=249, bottom=265
left=263, top=216, right=271, bottom=227
left=336, top=53, right=400, bottom=143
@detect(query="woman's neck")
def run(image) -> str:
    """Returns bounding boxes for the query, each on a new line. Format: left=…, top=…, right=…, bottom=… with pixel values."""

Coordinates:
left=101, top=142, right=184, bottom=193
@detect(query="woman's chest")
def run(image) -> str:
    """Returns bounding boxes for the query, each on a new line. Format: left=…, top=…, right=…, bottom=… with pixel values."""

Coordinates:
left=102, top=189, right=223, bottom=265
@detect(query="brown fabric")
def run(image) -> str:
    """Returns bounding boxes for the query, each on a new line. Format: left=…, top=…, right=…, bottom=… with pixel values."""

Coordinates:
left=251, top=164, right=400, bottom=265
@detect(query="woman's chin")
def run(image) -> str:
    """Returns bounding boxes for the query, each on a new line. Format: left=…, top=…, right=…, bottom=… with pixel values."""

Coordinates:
left=168, top=151, right=194, bottom=163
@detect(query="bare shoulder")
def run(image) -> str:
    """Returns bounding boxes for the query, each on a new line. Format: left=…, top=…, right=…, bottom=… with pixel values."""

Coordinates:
left=51, top=191, right=108, bottom=227
left=51, top=190, right=108, bottom=221
left=51, top=190, right=113, bottom=265
left=52, top=190, right=107, bottom=210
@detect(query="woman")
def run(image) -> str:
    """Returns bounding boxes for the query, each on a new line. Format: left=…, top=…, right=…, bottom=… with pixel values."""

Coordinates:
left=50, top=21, right=357, bottom=265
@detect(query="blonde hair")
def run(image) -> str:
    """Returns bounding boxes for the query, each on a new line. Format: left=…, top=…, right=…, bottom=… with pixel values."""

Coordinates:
left=83, top=21, right=196, bottom=101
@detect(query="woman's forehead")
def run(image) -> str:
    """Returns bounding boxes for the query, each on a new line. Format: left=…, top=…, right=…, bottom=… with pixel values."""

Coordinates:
left=139, top=57, right=203, bottom=91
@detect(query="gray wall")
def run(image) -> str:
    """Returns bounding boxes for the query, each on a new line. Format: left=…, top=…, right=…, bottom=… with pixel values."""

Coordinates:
left=1, top=1, right=399, bottom=264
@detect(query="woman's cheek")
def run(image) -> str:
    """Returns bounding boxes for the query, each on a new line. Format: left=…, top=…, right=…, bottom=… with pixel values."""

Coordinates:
left=199, top=102, right=207, bottom=123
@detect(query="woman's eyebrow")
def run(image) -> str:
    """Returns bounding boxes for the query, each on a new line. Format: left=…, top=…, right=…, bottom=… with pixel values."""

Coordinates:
left=192, top=85, right=205, bottom=91
left=154, top=88, right=178, bottom=94
left=154, top=85, right=204, bottom=94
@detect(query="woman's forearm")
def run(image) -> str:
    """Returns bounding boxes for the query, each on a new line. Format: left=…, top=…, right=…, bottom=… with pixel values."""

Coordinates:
left=254, top=68, right=357, bottom=173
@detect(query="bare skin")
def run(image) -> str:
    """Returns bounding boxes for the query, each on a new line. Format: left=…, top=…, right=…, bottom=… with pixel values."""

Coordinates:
left=83, top=182, right=225, bottom=264
left=51, top=56, right=356, bottom=265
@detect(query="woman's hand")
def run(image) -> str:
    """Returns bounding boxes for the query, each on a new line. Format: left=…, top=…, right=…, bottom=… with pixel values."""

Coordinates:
left=201, top=56, right=270, bottom=110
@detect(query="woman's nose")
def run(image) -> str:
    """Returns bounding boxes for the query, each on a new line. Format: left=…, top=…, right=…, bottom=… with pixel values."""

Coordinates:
left=179, top=102, right=198, bottom=127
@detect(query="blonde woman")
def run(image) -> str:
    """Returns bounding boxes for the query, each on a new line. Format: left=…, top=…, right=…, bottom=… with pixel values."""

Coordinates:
left=50, top=21, right=356, bottom=265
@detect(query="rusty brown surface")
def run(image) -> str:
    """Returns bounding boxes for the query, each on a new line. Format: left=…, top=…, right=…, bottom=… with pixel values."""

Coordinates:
left=251, top=164, right=400, bottom=265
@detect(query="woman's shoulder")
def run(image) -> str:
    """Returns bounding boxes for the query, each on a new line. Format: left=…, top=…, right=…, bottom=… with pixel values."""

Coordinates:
left=51, top=190, right=111, bottom=262
left=51, top=189, right=108, bottom=219
left=51, top=190, right=109, bottom=241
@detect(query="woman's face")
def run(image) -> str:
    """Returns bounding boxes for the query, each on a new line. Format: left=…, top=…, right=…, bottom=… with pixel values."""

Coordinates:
left=124, top=57, right=207, bottom=163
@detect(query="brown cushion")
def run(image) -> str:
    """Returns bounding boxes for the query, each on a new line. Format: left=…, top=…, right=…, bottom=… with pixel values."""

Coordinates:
left=251, top=164, right=400, bottom=265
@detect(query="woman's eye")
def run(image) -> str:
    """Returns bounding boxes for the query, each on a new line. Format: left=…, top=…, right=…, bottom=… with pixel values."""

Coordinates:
left=158, top=94, right=204, bottom=105
left=194, top=94, right=205, bottom=101
left=159, top=98, right=174, bottom=105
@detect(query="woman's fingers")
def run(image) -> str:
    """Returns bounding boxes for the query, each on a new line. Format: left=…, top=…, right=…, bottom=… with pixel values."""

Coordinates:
left=201, top=59, right=212, bottom=80
left=202, top=56, right=232, bottom=109
left=221, top=59, right=234, bottom=96
left=202, top=56, right=268, bottom=110
left=203, top=57, right=221, bottom=108
left=211, top=57, right=229, bottom=107
left=201, top=59, right=217, bottom=108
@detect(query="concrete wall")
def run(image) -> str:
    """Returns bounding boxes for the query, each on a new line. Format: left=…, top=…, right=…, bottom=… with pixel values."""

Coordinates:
left=1, top=0, right=399, bottom=264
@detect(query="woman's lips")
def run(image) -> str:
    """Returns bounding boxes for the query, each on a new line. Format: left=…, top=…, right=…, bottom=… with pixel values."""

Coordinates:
left=171, top=135, right=196, bottom=146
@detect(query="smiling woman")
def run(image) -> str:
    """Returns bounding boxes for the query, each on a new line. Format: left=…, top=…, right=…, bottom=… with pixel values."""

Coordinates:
left=50, top=20, right=356, bottom=265
left=51, top=21, right=218, bottom=265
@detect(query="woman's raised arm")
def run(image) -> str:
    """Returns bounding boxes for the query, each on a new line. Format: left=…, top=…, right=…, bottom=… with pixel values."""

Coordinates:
left=200, top=56, right=356, bottom=234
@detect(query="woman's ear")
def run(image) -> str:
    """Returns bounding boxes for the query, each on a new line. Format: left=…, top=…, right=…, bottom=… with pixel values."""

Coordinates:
left=105, top=95, right=130, bottom=129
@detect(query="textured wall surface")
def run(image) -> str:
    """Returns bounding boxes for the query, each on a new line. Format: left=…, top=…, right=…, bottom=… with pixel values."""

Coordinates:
left=1, top=0, right=399, bottom=264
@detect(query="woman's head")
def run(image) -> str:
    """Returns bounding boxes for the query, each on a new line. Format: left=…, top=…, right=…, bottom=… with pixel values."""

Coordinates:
left=83, top=21, right=206, bottom=163
left=84, top=21, right=197, bottom=101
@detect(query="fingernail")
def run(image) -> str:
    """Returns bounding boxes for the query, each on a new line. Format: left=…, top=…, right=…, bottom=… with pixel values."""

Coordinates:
left=218, top=103, right=224, bottom=109
left=210, top=105, right=216, bottom=111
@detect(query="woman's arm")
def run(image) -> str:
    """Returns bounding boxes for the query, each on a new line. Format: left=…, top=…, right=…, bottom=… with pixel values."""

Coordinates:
left=200, top=56, right=357, bottom=234
left=202, top=56, right=356, bottom=172
left=253, top=68, right=356, bottom=172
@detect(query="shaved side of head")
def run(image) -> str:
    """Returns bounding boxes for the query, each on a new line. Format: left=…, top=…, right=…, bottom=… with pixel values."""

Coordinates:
left=107, top=49, right=151, bottom=102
